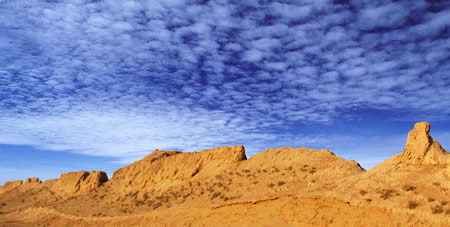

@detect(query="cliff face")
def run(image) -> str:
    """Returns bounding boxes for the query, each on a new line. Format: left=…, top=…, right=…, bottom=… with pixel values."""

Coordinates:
left=398, top=122, right=449, bottom=166
left=53, top=171, right=108, bottom=195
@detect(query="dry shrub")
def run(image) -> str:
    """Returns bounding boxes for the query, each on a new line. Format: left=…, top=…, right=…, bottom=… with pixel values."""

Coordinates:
left=309, top=169, right=316, bottom=174
left=267, top=183, right=275, bottom=188
left=135, top=201, right=144, bottom=207
left=359, top=190, right=368, bottom=196
left=129, top=191, right=138, bottom=199
left=378, top=189, right=395, bottom=200
left=153, top=202, right=162, bottom=209
left=278, top=181, right=285, bottom=186
left=440, top=201, right=448, bottom=206
left=402, top=185, right=416, bottom=191
left=432, top=182, right=440, bottom=187
left=211, top=192, right=221, bottom=200
left=408, top=201, right=419, bottom=209
left=431, top=205, right=443, bottom=214
left=428, top=198, right=435, bottom=202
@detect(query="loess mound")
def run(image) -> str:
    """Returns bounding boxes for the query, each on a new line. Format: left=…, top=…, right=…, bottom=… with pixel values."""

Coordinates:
left=244, top=147, right=364, bottom=177
left=328, top=122, right=450, bottom=220
left=54, top=171, right=109, bottom=195
left=0, top=122, right=449, bottom=226
left=110, top=145, right=246, bottom=188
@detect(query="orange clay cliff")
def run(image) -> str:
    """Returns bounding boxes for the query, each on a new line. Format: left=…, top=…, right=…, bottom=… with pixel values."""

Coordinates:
left=0, top=122, right=449, bottom=226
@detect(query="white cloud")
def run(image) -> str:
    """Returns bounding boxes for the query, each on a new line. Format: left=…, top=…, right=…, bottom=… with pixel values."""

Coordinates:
left=0, top=104, right=330, bottom=163
left=242, top=49, right=265, bottom=62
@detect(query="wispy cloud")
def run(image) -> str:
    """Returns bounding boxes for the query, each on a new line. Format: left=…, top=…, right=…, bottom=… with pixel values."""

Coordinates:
left=0, top=0, right=449, bottom=163
left=0, top=106, right=329, bottom=161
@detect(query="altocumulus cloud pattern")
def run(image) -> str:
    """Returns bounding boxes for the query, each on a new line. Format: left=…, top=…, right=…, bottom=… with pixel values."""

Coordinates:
left=0, top=0, right=449, bottom=162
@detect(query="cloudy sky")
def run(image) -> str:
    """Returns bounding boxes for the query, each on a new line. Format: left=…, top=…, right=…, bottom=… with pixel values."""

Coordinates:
left=0, top=0, right=449, bottom=184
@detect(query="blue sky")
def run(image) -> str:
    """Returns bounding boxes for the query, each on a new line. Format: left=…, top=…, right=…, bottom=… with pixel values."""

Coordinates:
left=0, top=0, right=449, bottom=184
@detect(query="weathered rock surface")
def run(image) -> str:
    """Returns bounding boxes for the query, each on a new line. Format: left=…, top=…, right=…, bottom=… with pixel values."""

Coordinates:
left=25, top=178, right=41, bottom=184
left=111, top=145, right=247, bottom=187
left=0, top=180, right=23, bottom=194
left=398, top=122, right=449, bottom=166
left=53, top=171, right=108, bottom=195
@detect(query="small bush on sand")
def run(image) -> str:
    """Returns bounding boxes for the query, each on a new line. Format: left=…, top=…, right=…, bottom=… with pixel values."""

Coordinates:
left=431, top=205, right=443, bottom=214
left=135, top=201, right=144, bottom=207
left=408, top=201, right=419, bottom=209
left=359, top=190, right=368, bottom=196
left=402, top=185, right=416, bottom=191
left=152, top=202, right=162, bottom=209
left=211, top=192, right=221, bottom=200
left=378, top=189, right=395, bottom=200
